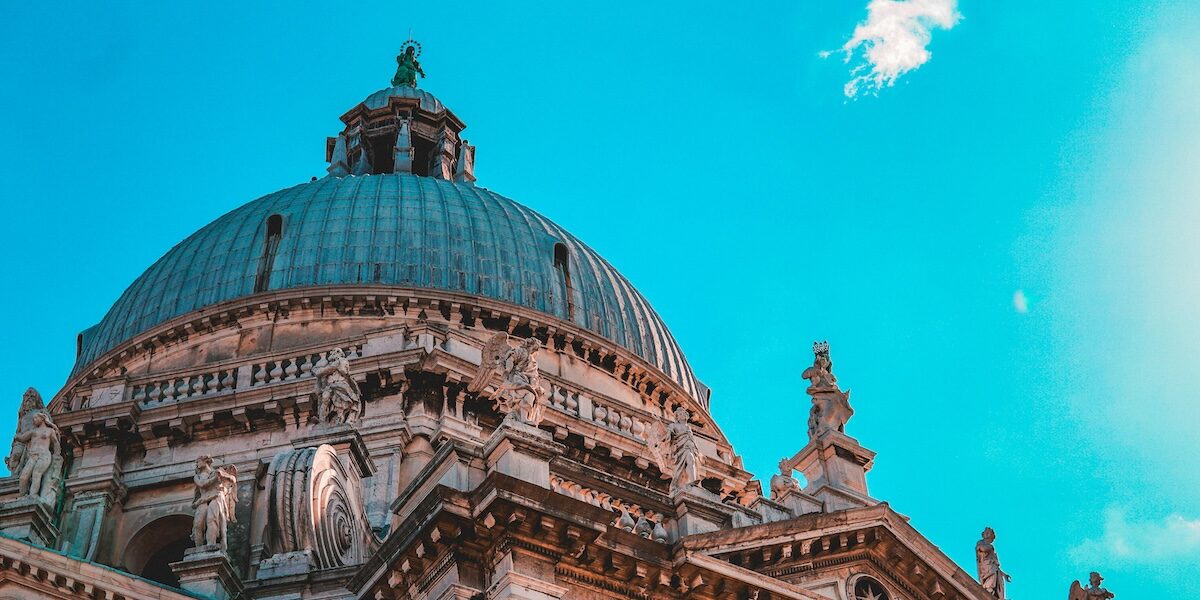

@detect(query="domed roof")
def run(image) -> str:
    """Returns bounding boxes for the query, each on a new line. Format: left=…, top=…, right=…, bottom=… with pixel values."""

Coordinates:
left=74, top=174, right=701, bottom=399
left=360, top=85, right=446, bottom=113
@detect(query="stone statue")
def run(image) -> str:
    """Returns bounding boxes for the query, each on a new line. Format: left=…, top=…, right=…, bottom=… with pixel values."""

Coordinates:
left=315, top=347, right=363, bottom=425
left=1069, top=572, right=1115, bottom=600
left=6, top=388, right=63, bottom=506
left=665, top=406, right=703, bottom=490
left=191, top=455, right=239, bottom=551
left=802, top=341, right=853, bottom=438
left=975, top=527, right=1009, bottom=598
left=769, top=458, right=801, bottom=498
left=391, top=43, right=425, bottom=88
left=468, top=333, right=548, bottom=427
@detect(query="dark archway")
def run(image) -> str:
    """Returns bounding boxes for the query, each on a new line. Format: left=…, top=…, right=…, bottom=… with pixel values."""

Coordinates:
left=124, top=514, right=194, bottom=588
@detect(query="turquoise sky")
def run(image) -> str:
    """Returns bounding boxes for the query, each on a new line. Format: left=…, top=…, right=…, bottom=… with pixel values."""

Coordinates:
left=2, top=2, right=1198, bottom=597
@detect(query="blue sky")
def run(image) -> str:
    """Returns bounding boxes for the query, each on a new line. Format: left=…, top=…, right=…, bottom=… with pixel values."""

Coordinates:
left=2, top=1, right=1198, bottom=597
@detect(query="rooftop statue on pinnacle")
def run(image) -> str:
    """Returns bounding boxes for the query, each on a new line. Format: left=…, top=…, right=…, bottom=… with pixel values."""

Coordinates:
left=391, top=40, right=425, bottom=88
left=802, top=341, right=854, bottom=438
left=976, top=527, right=1010, bottom=599
left=1069, top=572, right=1115, bottom=600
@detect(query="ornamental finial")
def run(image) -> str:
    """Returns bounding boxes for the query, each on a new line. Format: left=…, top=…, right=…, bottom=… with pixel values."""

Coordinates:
left=392, top=39, right=426, bottom=88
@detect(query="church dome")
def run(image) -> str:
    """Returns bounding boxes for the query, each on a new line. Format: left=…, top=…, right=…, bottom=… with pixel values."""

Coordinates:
left=74, top=173, right=702, bottom=399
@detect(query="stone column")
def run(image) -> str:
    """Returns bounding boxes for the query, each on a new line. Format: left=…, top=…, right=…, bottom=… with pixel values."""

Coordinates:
left=61, top=487, right=123, bottom=560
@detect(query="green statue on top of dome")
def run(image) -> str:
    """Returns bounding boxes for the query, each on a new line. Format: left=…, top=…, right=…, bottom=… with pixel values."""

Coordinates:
left=392, top=40, right=425, bottom=88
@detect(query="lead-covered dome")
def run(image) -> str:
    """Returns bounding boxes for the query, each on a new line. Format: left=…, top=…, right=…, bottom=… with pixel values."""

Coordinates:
left=74, top=174, right=701, bottom=399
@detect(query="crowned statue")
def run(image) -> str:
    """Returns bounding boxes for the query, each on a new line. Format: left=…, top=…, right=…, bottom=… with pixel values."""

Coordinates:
left=802, top=341, right=854, bottom=438
left=6, top=387, right=64, bottom=506
left=392, top=40, right=426, bottom=88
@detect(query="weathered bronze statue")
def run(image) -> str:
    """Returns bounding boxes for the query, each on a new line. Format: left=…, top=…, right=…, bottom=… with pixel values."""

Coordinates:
left=391, top=42, right=425, bottom=88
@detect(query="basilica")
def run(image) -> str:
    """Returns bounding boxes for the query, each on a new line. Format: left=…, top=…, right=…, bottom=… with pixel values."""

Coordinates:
left=0, top=45, right=1111, bottom=600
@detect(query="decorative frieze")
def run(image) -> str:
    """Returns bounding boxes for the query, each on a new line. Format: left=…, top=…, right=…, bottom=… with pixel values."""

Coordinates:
left=549, top=474, right=669, bottom=543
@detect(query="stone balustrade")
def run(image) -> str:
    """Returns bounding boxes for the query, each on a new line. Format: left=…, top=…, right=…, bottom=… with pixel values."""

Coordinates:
left=549, top=474, right=669, bottom=543
left=546, top=383, right=652, bottom=444
left=132, top=368, right=238, bottom=407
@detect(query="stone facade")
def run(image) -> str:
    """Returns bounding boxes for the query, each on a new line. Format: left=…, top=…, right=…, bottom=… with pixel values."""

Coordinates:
left=0, top=54, right=1063, bottom=600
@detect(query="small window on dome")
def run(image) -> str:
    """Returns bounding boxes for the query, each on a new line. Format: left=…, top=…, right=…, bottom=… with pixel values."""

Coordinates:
left=254, top=214, right=284, bottom=293
left=553, top=243, right=576, bottom=320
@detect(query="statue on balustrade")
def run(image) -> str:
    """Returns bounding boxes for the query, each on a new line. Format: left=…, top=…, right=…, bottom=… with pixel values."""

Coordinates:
left=469, top=333, right=548, bottom=427
left=976, top=527, right=1010, bottom=599
left=315, top=347, right=363, bottom=425
left=666, top=406, right=703, bottom=490
left=769, top=458, right=801, bottom=498
left=191, top=455, right=239, bottom=552
left=1069, top=572, right=1115, bottom=600
left=802, top=341, right=854, bottom=438
left=6, top=387, right=63, bottom=506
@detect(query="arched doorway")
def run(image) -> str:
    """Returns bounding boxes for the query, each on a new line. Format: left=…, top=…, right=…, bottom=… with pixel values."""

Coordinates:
left=123, top=514, right=194, bottom=588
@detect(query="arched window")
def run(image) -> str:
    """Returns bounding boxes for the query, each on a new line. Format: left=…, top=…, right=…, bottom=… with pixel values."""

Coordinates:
left=553, top=243, right=575, bottom=320
left=254, top=214, right=284, bottom=293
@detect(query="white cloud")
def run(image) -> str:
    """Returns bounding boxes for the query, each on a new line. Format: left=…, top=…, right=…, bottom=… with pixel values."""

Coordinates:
left=835, top=0, right=961, bottom=98
left=1013, top=289, right=1029, bottom=313
left=1069, top=507, right=1200, bottom=566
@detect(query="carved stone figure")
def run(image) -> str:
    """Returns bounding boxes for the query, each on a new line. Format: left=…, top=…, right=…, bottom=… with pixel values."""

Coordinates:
left=11, top=411, right=61, bottom=503
left=315, top=347, right=363, bottom=425
left=802, top=341, right=853, bottom=438
left=191, top=455, right=239, bottom=551
left=7, top=387, right=63, bottom=507
left=975, top=527, right=1009, bottom=599
left=391, top=42, right=425, bottom=87
left=1069, top=572, right=1115, bottom=600
left=468, top=333, right=548, bottom=427
left=665, top=407, right=703, bottom=490
left=769, top=458, right=801, bottom=498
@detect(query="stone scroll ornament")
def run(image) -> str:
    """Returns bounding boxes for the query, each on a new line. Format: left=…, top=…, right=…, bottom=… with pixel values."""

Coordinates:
left=265, top=445, right=369, bottom=568
left=1069, top=572, right=1115, bottom=600
left=191, top=455, right=238, bottom=552
left=975, top=527, right=1010, bottom=599
left=802, top=341, right=854, bottom=439
left=6, top=387, right=64, bottom=507
left=647, top=406, right=705, bottom=491
left=314, top=347, right=363, bottom=425
left=467, top=333, right=549, bottom=427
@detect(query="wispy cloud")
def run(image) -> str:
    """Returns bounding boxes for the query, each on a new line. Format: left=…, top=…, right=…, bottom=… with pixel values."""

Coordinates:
left=1069, top=507, right=1200, bottom=566
left=1013, top=289, right=1029, bottom=314
left=831, top=0, right=961, bottom=98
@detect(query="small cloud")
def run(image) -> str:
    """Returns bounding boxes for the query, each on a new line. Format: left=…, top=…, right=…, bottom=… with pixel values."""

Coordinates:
left=833, top=0, right=961, bottom=98
left=1013, top=289, right=1029, bottom=313
left=1069, top=507, right=1200, bottom=566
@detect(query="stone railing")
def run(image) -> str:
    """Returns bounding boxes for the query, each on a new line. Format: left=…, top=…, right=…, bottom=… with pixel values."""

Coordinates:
left=550, top=474, right=669, bottom=543
left=547, top=384, right=652, bottom=444
left=132, top=367, right=238, bottom=407
left=249, top=345, right=362, bottom=387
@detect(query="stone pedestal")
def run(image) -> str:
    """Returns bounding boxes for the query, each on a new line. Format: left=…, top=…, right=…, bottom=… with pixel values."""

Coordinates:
left=483, top=422, right=563, bottom=489
left=773, top=487, right=823, bottom=516
left=0, top=496, right=58, bottom=547
left=672, top=486, right=731, bottom=537
left=170, top=545, right=244, bottom=600
left=787, top=430, right=876, bottom=512
left=256, top=549, right=315, bottom=579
